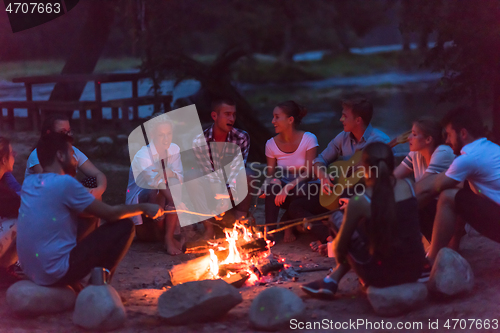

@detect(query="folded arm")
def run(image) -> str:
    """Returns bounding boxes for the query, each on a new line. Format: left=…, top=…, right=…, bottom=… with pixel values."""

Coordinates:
left=79, top=160, right=107, bottom=199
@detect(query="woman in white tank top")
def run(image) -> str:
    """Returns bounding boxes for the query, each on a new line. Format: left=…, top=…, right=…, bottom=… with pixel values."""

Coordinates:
left=261, top=101, right=318, bottom=242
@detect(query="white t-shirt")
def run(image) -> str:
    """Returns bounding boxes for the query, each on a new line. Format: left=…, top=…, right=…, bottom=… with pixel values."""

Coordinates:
left=126, top=142, right=183, bottom=225
left=401, top=145, right=455, bottom=182
left=17, top=173, right=95, bottom=285
left=446, top=138, right=500, bottom=205
left=265, top=132, right=318, bottom=182
left=25, top=147, right=88, bottom=180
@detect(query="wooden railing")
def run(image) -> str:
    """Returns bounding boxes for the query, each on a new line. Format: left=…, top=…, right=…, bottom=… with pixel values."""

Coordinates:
left=0, top=73, right=172, bottom=132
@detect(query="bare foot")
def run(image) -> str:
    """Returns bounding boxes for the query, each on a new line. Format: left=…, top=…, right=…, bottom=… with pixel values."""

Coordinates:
left=164, top=242, right=182, bottom=256
left=284, top=229, right=296, bottom=243
left=310, top=240, right=322, bottom=252
left=318, top=244, right=328, bottom=256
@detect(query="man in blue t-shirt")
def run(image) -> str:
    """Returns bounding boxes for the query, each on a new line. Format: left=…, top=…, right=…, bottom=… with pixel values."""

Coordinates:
left=420, top=108, right=500, bottom=264
left=18, top=133, right=162, bottom=289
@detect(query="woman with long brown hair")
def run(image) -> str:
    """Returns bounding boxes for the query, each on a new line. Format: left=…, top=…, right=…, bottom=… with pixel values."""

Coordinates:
left=301, top=142, right=426, bottom=298
left=394, top=118, right=455, bottom=241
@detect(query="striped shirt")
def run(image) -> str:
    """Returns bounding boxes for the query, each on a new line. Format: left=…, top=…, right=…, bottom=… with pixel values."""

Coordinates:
left=401, top=145, right=455, bottom=182
left=192, top=124, right=250, bottom=189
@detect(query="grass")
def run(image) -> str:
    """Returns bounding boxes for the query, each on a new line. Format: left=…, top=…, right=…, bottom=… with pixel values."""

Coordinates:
left=232, top=51, right=425, bottom=84
left=0, top=57, right=141, bottom=81
left=0, top=51, right=424, bottom=83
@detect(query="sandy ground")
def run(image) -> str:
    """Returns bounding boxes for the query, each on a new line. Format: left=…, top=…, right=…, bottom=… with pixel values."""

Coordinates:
left=2, top=131, right=500, bottom=332
left=1, top=233, right=499, bottom=333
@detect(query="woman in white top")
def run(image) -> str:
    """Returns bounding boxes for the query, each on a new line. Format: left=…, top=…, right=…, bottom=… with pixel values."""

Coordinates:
left=261, top=101, right=318, bottom=242
left=394, top=118, right=455, bottom=241
left=25, top=115, right=107, bottom=200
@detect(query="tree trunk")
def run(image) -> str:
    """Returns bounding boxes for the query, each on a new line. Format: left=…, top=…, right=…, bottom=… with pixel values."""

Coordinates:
left=278, top=20, right=294, bottom=65
left=493, top=75, right=500, bottom=143
left=48, top=0, right=116, bottom=117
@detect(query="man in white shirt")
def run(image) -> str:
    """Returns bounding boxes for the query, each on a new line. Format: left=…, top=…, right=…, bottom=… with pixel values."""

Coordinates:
left=126, top=118, right=185, bottom=255
left=423, top=108, right=500, bottom=264
left=18, top=133, right=162, bottom=289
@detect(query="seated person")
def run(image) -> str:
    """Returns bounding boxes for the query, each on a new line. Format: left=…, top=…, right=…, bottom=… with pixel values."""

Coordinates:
left=186, top=97, right=255, bottom=239
left=126, top=117, right=185, bottom=255
left=0, top=137, right=21, bottom=270
left=301, top=142, right=426, bottom=298
left=0, top=137, right=21, bottom=219
left=260, top=101, right=318, bottom=242
left=287, top=98, right=390, bottom=247
left=393, top=118, right=455, bottom=241
left=17, top=133, right=162, bottom=290
left=421, top=108, right=500, bottom=264
left=25, top=114, right=107, bottom=199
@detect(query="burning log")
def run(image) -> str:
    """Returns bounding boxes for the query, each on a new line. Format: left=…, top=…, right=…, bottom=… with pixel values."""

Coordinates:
left=240, top=238, right=268, bottom=253
left=184, top=238, right=227, bottom=254
left=255, top=259, right=284, bottom=276
left=169, top=255, right=212, bottom=286
left=169, top=249, right=230, bottom=286
left=222, top=271, right=250, bottom=288
left=218, top=263, right=247, bottom=277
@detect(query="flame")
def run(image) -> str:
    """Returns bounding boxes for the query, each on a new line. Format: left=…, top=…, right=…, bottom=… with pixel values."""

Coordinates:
left=221, top=227, right=242, bottom=264
left=245, top=269, right=259, bottom=286
left=208, top=249, right=219, bottom=278
left=207, top=220, right=271, bottom=282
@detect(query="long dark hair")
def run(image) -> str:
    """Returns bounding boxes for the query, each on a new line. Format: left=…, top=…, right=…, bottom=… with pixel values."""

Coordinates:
left=33, top=114, right=69, bottom=151
left=362, top=142, right=397, bottom=257
left=0, top=137, right=10, bottom=164
left=276, top=100, right=308, bottom=127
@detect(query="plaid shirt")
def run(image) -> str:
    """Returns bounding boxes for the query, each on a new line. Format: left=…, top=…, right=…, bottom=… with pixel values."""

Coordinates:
left=192, top=124, right=250, bottom=189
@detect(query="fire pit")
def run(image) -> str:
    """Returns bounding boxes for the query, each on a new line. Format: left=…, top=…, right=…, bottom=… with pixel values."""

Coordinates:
left=169, top=220, right=306, bottom=288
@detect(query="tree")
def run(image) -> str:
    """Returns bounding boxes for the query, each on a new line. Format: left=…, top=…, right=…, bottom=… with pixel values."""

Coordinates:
left=49, top=0, right=116, bottom=118
left=415, top=0, right=500, bottom=141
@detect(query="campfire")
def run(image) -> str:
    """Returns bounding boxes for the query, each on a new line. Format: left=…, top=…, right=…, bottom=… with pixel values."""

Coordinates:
left=169, top=220, right=299, bottom=288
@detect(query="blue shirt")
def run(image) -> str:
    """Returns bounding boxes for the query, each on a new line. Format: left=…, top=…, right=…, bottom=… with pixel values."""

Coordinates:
left=1, top=172, right=21, bottom=195
left=17, top=173, right=95, bottom=285
left=313, top=124, right=390, bottom=165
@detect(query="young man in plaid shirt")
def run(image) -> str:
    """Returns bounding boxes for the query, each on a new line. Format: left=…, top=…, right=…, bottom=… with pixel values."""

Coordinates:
left=188, top=97, right=255, bottom=239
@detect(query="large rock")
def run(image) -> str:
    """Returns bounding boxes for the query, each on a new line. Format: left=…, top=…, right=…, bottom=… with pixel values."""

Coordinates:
left=73, top=285, right=126, bottom=331
left=7, top=280, right=76, bottom=317
left=367, top=283, right=427, bottom=316
left=249, top=287, right=305, bottom=331
left=115, top=134, right=128, bottom=143
left=158, top=279, right=242, bottom=325
left=428, top=248, right=474, bottom=297
left=96, top=136, right=113, bottom=145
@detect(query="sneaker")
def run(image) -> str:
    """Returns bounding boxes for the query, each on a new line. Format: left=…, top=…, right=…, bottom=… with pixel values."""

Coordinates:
left=301, top=278, right=338, bottom=299
left=7, top=261, right=26, bottom=280
left=418, top=259, right=432, bottom=283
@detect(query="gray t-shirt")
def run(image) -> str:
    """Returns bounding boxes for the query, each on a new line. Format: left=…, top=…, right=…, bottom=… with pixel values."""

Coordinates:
left=17, top=173, right=95, bottom=285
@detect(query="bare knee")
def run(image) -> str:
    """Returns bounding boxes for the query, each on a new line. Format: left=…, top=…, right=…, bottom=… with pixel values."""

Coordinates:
left=437, top=189, right=458, bottom=208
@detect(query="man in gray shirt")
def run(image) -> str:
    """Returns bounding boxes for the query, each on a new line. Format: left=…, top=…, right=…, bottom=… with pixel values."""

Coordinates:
left=287, top=98, right=390, bottom=240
